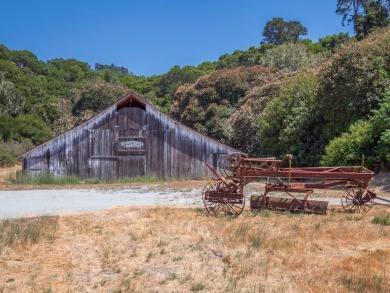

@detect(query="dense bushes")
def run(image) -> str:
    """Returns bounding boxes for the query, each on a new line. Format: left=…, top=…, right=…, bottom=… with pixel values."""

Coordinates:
left=172, top=66, right=284, bottom=143
left=316, top=29, right=390, bottom=141
left=257, top=72, right=321, bottom=165
left=0, top=148, right=16, bottom=167
left=322, top=91, right=390, bottom=170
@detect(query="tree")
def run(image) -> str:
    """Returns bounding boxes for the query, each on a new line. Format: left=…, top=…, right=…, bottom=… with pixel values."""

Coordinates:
left=71, top=79, right=129, bottom=120
left=318, top=33, right=351, bottom=52
left=337, top=0, right=390, bottom=34
left=356, top=0, right=390, bottom=40
left=0, top=72, right=24, bottom=116
left=336, top=0, right=365, bottom=33
left=261, top=17, right=308, bottom=45
left=95, top=63, right=129, bottom=75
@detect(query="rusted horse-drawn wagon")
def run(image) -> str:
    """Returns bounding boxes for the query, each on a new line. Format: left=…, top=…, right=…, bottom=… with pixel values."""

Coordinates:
left=202, top=153, right=390, bottom=217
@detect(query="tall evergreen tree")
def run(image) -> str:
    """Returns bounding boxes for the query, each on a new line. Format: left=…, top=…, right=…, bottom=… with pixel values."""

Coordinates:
left=336, top=0, right=365, bottom=33
left=337, top=0, right=390, bottom=34
left=261, top=17, right=308, bottom=45
left=356, top=0, right=390, bottom=39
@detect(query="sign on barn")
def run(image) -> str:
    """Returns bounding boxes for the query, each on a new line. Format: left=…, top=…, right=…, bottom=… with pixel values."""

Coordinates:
left=19, top=93, right=238, bottom=180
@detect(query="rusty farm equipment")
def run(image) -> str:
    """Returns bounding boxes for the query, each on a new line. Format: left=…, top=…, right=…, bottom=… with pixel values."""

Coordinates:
left=203, top=153, right=390, bottom=217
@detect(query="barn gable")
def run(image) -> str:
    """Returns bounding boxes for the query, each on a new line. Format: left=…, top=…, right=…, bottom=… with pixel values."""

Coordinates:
left=20, top=92, right=238, bottom=180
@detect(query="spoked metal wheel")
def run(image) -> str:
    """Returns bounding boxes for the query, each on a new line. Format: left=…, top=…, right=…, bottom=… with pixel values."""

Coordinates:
left=202, top=180, right=245, bottom=218
left=219, top=152, right=248, bottom=178
left=341, top=188, right=374, bottom=213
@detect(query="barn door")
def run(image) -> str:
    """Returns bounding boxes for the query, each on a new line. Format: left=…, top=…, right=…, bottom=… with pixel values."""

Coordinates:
left=117, top=157, right=146, bottom=177
left=89, top=129, right=117, bottom=181
left=116, top=132, right=147, bottom=178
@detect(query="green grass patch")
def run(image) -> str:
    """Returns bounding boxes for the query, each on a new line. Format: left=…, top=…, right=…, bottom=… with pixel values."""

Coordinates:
left=7, top=170, right=82, bottom=185
left=0, top=215, right=59, bottom=252
left=6, top=170, right=192, bottom=185
left=372, top=213, right=390, bottom=226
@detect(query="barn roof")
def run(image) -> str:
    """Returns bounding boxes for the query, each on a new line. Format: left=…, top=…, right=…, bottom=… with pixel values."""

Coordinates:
left=19, top=92, right=239, bottom=158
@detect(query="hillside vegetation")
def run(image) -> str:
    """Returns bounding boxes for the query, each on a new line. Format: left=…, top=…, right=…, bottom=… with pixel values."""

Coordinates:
left=174, top=28, right=390, bottom=170
left=0, top=28, right=390, bottom=171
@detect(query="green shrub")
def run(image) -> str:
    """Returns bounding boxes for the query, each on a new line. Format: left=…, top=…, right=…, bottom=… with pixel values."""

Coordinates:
left=258, top=72, right=321, bottom=165
left=317, top=28, right=390, bottom=141
left=260, top=43, right=326, bottom=72
left=0, top=148, right=16, bottom=167
left=321, top=120, right=373, bottom=167
left=322, top=91, right=390, bottom=170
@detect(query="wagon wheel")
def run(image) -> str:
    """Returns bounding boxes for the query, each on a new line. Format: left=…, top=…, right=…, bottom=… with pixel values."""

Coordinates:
left=219, top=153, right=248, bottom=178
left=341, top=188, right=374, bottom=213
left=202, top=181, right=245, bottom=218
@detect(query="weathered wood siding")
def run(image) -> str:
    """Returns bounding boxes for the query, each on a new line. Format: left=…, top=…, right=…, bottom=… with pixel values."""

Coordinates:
left=21, top=93, right=238, bottom=180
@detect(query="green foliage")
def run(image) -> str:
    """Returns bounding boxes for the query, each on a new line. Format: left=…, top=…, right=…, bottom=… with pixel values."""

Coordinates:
left=260, top=43, right=326, bottom=72
left=258, top=72, right=321, bottom=165
left=0, top=148, right=16, bottom=167
left=13, top=114, right=52, bottom=145
left=322, top=91, right=390, bottom=170
left=0, top=114, right=14, bottom=141
left=371, top=91, right=390, bottom=166
left=95, top=63, right=129, bottom=75
left=261, top=17, right=308, bottom=45
left=321, top=120, right=373, bottom=166
left=300, top=39, right=329, bottom=54
left=71, top=79, right=129, bottom=117
left=356, top=0, right=390, bottom=40
left=336, top=0, right=364, bottom=33
left=318, top=33, right=351, bottom=52
left=337, top=0, right=390, bottom=34
left=372, top=213, right=390, bottom=225
left=157, top=65, right=207, bottom=111
left=0, top=72, right=24, bottom=116
left=10, top=50, right=46, bottom=74
left=216, top=46, right=267, bottom=69
left=10, top=171, right=82, bottom=185
left=173, top=66, right=282, bottom=143
left=0, top=114, right=51, bottom=145
left=317, top=29, right=390, bottom=141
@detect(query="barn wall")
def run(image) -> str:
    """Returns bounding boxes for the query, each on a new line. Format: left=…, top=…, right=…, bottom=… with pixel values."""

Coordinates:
left=21, top=95, right=237, bottom=180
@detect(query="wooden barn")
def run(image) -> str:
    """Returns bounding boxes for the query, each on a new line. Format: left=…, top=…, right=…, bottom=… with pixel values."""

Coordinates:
left=19, top=92, right=238, bottom=180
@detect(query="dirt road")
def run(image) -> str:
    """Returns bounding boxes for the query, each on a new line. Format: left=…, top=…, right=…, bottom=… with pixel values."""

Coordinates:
left=0, top=181, right=376, bottom=219
left=0, top=183, right=204, bottom=219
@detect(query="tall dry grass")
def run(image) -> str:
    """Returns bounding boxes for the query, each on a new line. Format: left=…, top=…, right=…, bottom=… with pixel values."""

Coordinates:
left=0, top=206, right=389, bottom=292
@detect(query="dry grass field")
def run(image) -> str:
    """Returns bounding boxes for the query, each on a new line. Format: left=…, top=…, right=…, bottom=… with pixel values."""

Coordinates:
left=0, top=203, right=389, bottom=293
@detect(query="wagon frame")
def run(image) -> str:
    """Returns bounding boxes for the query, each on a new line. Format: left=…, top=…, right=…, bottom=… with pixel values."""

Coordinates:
left=202, top=153, right=390, bottom=217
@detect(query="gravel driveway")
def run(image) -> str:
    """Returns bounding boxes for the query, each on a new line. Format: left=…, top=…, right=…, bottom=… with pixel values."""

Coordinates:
left=0, top=182, right=353, bottom=219
left=0, top=184, right=204, bottom=219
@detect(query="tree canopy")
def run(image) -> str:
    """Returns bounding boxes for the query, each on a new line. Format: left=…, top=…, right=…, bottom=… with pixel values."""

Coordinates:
left=356, top=0, right=390, bottom=39
left=261, top=17, right=308, bottom=45
left=337, top=0, right=390, bottom=34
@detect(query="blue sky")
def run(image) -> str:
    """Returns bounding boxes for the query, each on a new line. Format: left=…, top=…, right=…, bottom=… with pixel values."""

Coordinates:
left=1, top=0, right=354, bottom=76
